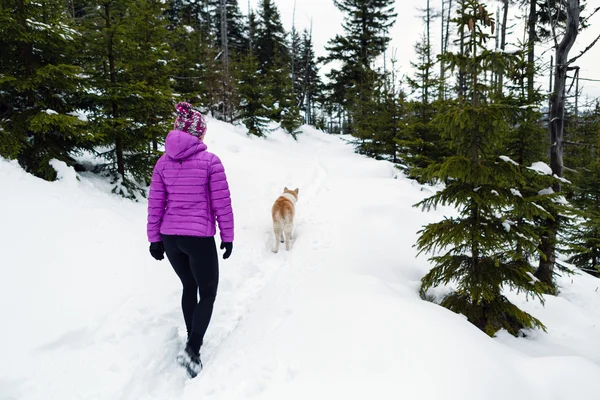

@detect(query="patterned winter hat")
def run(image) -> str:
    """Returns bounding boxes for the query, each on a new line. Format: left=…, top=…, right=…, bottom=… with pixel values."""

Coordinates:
left=174, top=102, right=207, bottom=140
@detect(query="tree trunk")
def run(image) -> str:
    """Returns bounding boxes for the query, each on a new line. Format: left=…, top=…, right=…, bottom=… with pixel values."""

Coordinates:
left=439, top=0, right=445, bottom=100
left=526, top=0, right=537, bottom=102
left=424, top=0, right=431, bottom=105
left=105, top=3, right=125, bottom=178
left=536, top=0, right=580, bottom=290
left=497, top=0, right=509, bottom=95
left=458, top=32, right=464, bottom=100
left=18, top=0, right=33, bottom=106
left=291, top=0, right=297, bottom=87
left=220, top=0, right=230, bottom=121
left=248, top=1, right=253, bottom=53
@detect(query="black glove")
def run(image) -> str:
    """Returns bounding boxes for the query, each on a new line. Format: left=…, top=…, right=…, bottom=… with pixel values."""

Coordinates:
left=149, top=241, right=165, bottom=261
left=220, top=242, right=233, bottom=259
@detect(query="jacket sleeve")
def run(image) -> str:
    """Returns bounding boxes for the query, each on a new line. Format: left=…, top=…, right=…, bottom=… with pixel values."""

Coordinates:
left=209, top=154, right=234, bottom=242
left=147, top=161, right=167, bottom=242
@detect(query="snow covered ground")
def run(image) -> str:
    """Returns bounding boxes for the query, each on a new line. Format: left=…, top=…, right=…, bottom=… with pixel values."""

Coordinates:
left=1, top=119, right=599, bottom=400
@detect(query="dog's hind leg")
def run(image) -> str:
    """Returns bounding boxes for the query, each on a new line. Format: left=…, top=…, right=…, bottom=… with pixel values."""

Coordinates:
left=272, top=223, right=283, bottom=253
left=284, top=222, right=293, bottom=251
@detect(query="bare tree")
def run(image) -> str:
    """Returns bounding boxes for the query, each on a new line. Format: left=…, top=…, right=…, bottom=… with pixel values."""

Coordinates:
left=439, top=0, right=452, bottom=100
left=536, top=0, right=580, bottom=289
left=497, top=0, right=509, bottom=94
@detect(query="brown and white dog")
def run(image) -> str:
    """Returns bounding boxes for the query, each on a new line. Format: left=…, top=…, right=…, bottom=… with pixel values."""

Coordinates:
left=271, top=187, right=299, bottom=253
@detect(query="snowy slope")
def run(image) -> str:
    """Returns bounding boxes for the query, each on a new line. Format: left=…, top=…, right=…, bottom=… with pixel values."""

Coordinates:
left=1, top=119, right=600, bottom=400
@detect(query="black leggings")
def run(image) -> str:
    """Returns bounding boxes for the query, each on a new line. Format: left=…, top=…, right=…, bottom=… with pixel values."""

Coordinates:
left=162, top=235, right=219, bottom=353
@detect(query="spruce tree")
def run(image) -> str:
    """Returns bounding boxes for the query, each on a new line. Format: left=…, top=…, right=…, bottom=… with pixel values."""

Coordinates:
left=417, top=0, right=548, bottom=337
left=238, top=53, right=270, bottom=137
left=167, top=1, right=222, bottom=109
left=295, top=29, right=322, bottom=125
left=255, top=0, right=288, bottom=71
left=564, top=104, right=600, bottom=277
left=0, top=0, right=90, bottom=180
left=123, top=0, right=175, bottom=163
left=321, top=0, right=396, bottom=133
left=237, top=10, right=269, bottom=137
left=78, top=0, right=174, bottom=197
left=253, top=0, right=301, bottom=135
left=401, top=33, right=446, bottom=181
left=212, top=0, right=247, bottom=54
left=291, top=27, right=303, bottom=104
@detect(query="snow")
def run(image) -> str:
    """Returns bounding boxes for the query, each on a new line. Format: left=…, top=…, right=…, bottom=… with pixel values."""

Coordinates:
left=44, top=109, right=58, bottom=115
left=519, top=104, right=541, bottom=111
left=511, top=188, right=523, bottom=198
left=554, top=175, right=572, bottom=185
left=66, top=110, right=89, bottom=122
left=539, top=187, right=555, bottom=195
left=500, top=155, right=519, bottom=166
left=532, top=202, right=549, bottom=213
left=554, top=195, right=570, bottom=206
left=26, top=18, right=52, bottom=31
left=526, top=272, right=541, bottom=285
left=1, top=118, right=600, bottom=400
left=49, top=159, right=79, bottom=186
left=529, top=162, right=553, bottom=175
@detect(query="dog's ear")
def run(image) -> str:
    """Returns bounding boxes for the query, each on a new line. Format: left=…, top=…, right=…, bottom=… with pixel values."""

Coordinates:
left=284, top=186, right=288, bottom=192
left=294, top=188, right=299, bottom=194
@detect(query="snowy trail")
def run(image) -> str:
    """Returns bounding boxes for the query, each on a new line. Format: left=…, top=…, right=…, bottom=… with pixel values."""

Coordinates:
left=2, top=121, right=600, bottom=400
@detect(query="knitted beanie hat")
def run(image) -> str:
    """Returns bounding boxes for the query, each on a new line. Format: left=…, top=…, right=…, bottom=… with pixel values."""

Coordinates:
left=174, top=102, right=207, bottom=140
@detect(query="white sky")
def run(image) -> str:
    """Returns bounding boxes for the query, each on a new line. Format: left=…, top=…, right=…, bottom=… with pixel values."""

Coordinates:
left=242, top=0, right=600, bottom=101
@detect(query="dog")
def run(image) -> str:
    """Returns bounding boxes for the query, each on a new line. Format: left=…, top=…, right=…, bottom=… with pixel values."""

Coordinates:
left=271, top=187, right=299, bottom=253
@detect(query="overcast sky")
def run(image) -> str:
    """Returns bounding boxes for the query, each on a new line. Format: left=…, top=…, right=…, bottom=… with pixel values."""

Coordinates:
left=241, top=0, right=600, bottom=102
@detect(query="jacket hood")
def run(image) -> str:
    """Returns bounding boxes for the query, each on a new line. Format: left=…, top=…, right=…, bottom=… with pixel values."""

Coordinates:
left=165, top=129, right=207, bottom=161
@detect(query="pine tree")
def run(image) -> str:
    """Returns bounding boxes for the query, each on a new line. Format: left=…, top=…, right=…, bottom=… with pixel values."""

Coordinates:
left=321, top=0, right=397, bottom=133
left=565, top=160, right=600, bottom=277
left=295, top=28, right=322, bottom=125
left=78, top=0, right=174, bottom=197
left=237, top=10, right=269, bottom=137
left=417, top=0, right=548, bottom=337
left=252, top=0, right=301, bottom=134
left=255, top=0, right=289, bottom=71
left=564, top=104, right=600, bottom=277
left=123, top=0, right=175, bottom=161
left=237, top=53, right=270, bottom=137
left=291, top=27, right=303, bottom=103
left=0, top=0, right=90, bottom=180
left=166, top=0, right=184, bottom=29
left=168, top=2, right=222, bottom=110
left=180, top=0, right=217, bottom=42
left=401, top=32, right=446, bottom=181
left=212, top=0, right=247, bottom=54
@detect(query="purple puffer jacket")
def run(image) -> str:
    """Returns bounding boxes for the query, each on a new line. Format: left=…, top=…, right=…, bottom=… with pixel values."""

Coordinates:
left=147, top=130, right=234, bottom=243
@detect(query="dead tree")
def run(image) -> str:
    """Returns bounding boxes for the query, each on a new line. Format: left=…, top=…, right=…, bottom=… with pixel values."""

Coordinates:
left=536, top=0, right=580, bottom=289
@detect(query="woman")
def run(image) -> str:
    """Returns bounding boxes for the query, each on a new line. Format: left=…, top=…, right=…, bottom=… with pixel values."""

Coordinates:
left=147, top=102, right=234, bottom=378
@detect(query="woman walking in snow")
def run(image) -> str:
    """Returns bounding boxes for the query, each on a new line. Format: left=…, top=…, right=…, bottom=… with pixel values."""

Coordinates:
left=146, top=102, right=234, bottom=378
